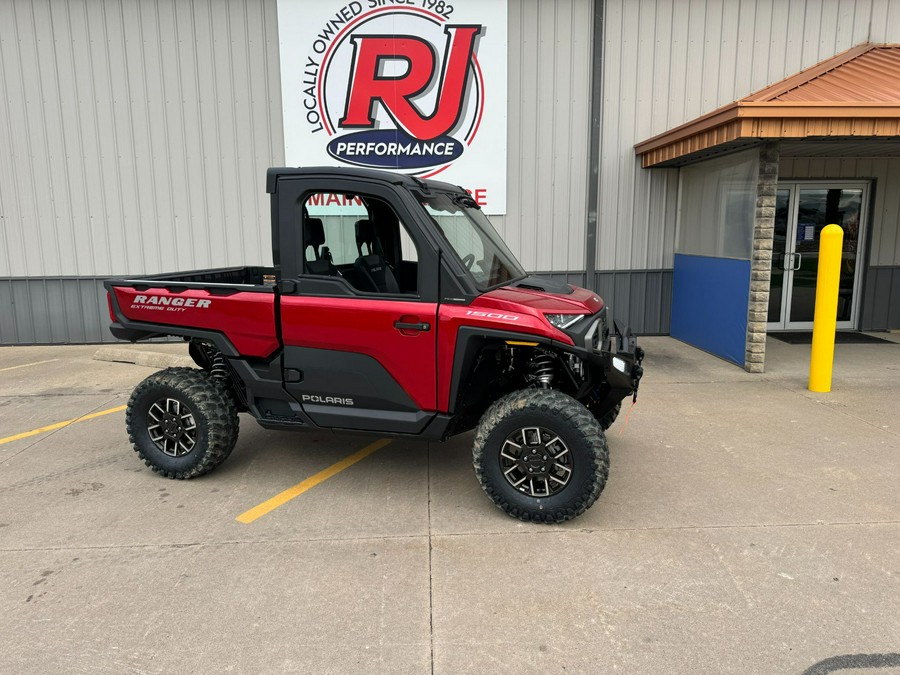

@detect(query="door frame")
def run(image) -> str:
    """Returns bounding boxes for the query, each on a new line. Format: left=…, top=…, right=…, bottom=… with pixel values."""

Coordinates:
left=275, top=178, right=441, bottom=434
left=767, top=180, right=869, bottom=332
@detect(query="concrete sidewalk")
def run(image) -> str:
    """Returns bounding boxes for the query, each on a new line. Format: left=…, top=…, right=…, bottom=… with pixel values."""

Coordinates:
left=0, top=337, right=898, bottom=673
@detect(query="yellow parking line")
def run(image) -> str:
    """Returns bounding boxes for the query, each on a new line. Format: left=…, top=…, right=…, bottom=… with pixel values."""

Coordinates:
left=0, top=358, right=58, bottom=373
left=236, top=438, right=393, bottom=524
left=0, top=405, right=127, bottom=446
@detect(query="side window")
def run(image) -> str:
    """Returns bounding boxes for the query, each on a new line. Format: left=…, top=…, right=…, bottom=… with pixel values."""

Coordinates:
left=399, top=225, right=419, bottom=262
left=302, top=192, right=420, bottom=295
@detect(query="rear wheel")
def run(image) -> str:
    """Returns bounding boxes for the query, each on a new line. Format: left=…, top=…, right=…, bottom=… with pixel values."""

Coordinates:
left=472, top=388, right=609, bottom=523
left=126, top=367, right=239, bottom=479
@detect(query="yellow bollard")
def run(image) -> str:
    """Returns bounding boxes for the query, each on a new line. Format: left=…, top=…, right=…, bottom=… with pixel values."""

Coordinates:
left=808, top=224, right=844, bottom=392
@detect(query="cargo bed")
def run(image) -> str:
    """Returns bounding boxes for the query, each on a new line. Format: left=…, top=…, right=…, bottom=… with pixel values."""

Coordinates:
left=111, top=265, right=278, bottom=290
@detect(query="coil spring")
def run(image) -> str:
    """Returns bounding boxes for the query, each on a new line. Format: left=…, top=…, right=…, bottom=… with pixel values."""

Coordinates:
left=201, top=343, right=229, bottom=384
left=530, top=350, right=555, bottom=388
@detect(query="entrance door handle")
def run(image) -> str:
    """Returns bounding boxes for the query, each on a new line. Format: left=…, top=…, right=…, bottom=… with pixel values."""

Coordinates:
left=394, top=320, right=431, bottom=332
left=784, top=253, right=802, bottom=271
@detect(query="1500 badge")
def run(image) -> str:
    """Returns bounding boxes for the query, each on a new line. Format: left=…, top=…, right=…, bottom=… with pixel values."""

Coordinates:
left=465, top=310, right=520, bottom=321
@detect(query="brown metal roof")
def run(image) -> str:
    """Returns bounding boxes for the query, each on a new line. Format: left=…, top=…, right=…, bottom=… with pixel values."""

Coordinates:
left=636, top=43, right=900, bottom=168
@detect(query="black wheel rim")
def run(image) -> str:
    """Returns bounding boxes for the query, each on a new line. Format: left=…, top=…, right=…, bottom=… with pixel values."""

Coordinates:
left=499, top=426, right=572, bottom=497
left=147, top=398, right=197, bottom=457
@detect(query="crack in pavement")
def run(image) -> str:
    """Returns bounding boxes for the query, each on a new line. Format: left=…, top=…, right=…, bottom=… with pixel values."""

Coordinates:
left=1, top=519, right=897, bottom=554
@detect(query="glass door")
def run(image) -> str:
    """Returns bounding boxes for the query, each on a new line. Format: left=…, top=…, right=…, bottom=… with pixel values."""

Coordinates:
left=767, top=182, right=868, bottom=331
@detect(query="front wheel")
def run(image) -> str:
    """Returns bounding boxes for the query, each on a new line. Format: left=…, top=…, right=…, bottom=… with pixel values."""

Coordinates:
left=595, top=402, right=621, bottom=430
left=472, top=389, right=609, bottom=523
left=126, top=367, right=239, bottom=479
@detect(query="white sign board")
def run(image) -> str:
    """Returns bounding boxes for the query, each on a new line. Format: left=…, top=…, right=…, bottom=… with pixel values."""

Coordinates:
left=278, top=0, right=508, bottom=214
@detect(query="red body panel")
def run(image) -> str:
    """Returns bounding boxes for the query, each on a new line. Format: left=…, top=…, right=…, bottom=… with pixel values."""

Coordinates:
left=480, top=285, right=604, bottom=314
left=280, top=296, right=438, bottom=411
left=435, top=284, right=601, bottom=411
left=112, top=286, right=279, bottom=358
left=113, top=279, right=601, bottom=415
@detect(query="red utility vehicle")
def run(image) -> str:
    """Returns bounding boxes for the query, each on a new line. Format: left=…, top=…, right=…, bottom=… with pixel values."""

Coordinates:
left=106, top=167, right=643, bottom=522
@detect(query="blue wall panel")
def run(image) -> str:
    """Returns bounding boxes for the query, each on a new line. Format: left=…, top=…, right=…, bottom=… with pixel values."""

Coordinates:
left=670, top=254, right=750, bottom=366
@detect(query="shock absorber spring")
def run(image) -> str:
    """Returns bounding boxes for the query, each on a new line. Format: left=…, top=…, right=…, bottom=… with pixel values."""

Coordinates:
left=209, top=352, right=228, bottom=384
left=199, top=342, right=229, bottom=384
left=530, top=350, right=555, bottom=388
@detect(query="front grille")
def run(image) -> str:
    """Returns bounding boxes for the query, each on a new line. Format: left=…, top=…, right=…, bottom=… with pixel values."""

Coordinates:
left=599, top=306, right=609, bottom=344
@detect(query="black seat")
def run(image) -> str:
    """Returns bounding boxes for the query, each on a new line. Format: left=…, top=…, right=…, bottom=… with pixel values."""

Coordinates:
left=353, top=219, right=399, bottom=293
left=304, top=218, right=338, bottom=276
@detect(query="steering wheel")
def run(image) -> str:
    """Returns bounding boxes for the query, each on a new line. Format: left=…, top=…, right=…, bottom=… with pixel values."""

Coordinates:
left=461, top=253, right=475, bottom=270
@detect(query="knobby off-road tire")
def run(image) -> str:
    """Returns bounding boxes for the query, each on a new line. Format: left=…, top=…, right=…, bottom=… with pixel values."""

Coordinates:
left=126, top=367, right=239, bottom=479
left=472, top=388, right=610, bottom=523
left=595, top=402, right=621, bottom=430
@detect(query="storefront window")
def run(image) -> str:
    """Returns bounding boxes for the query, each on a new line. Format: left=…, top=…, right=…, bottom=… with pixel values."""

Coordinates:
left=676, top=149, right=760, bottom=260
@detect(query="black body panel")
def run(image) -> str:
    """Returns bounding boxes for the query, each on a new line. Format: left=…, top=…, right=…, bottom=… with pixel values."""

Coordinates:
left=511, top=275, right=575, bottom=295
left=282, top=346, right=435, bottom=434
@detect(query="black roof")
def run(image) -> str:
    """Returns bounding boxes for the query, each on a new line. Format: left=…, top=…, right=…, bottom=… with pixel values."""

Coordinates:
left=266, top=166, right=464, bottom=194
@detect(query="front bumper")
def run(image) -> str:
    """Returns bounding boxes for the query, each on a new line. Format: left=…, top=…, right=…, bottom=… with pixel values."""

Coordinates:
left=563, top=306, right=644, bottom=407
left=599, top=319, right=644, bottom=400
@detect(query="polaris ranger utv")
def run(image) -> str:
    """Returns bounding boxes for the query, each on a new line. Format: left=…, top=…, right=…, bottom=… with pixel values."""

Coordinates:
left=106, top=167, right=643, bottom=523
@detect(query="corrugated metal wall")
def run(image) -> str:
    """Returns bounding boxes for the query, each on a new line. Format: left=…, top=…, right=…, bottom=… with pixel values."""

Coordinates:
left=6, top=0, right=900, bottom=343
left=0, top=0, right=283, bottom=343
left=0, top=0, right=593, bottom=343
left=0, top=0, right=283, bottom=278
left=598, top=0, right=900, bottom=269
left=497, top=0, right=593, bottom=273
left=0, top=277, right=112, bottom=345
left=780, top=155, right=900, bottom=330
left=531, top=270, right=673, bottom=335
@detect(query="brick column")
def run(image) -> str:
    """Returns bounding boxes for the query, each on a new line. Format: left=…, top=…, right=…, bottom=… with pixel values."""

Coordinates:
left=745, top=142, right=779, bottom=373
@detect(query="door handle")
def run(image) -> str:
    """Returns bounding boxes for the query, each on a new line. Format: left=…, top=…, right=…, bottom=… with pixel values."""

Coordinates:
left=783, top=252, right=802, bottom=271
left=394, top=321, right=431, bottom=332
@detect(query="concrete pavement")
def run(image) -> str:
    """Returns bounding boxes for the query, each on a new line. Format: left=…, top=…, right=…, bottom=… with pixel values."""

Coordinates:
left=0, top=338, right=898, bottom=673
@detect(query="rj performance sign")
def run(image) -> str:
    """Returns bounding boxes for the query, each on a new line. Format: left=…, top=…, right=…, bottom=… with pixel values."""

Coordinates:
left=277, top=0, right=508, bottom=214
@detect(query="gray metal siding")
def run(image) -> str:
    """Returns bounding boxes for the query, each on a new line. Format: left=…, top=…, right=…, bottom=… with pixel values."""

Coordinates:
left=498, top=0, right=593, bottom=273
left=598, top=0, right=900, bottom=272
left=595, top=270, right=672, bottom=335
left=0, top=278, right=114, bottom=344
left=525, top=269, right=673, bottom=334
left=529, top=271, right=588, bottom=288
left=861, top=266, right=900, bottom=331
left=0, top=0, right=594, bottom=344
left=0, top=0, right=283, bottom=281
left=7, top=1, right=900, bottom=344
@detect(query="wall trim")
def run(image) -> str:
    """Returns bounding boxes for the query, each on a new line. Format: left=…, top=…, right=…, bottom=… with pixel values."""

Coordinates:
left=584, top=0, right=606, bottom=282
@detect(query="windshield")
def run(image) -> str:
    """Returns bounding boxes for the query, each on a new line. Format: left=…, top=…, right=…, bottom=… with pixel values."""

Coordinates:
left=418, top=192, right=526, bottom=290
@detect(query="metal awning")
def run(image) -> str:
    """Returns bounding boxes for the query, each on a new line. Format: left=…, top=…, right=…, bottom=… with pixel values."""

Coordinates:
left=635, top=43, right=900, bottom=168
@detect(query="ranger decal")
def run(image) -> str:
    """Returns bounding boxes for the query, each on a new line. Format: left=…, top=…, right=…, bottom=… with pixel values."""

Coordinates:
left=131, top=295, right=212, bottom=312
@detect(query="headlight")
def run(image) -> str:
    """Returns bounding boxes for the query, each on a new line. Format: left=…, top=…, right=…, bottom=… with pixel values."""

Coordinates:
left=544, top=313, right=588, bottom=330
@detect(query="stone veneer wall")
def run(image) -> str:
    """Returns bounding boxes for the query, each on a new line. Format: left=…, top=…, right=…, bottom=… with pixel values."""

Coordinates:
left=745, top=142, right=780, bottom=372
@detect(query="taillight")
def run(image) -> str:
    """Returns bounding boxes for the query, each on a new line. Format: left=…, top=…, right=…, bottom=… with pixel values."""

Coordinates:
left=107, top=292, right=117, bottom=322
